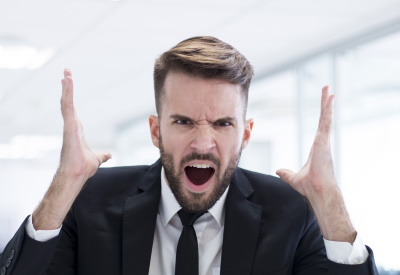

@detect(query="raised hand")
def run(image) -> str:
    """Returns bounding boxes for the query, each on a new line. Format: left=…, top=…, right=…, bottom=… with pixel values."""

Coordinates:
left=59, top=69, right=111, bottom=180
left=276, top=86, right=336, bottom=199
left=276, top=86, right=356, bottom=243
left=32, top=69, right=111, bottom=230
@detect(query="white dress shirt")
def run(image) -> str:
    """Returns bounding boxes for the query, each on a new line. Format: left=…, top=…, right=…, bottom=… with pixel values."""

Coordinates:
left=148, top=168, right=228, bottom=275
left=26, top=168, right=369, bottom=274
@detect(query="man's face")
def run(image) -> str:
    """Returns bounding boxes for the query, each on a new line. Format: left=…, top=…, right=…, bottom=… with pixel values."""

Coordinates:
left=149, top=72, right=253, bottom=212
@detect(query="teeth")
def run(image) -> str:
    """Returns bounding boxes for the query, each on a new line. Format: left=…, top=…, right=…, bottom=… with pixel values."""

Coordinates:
left=189, top=164, right=212, bottom=168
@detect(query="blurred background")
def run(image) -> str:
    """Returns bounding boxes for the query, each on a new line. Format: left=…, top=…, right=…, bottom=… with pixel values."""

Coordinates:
left=1, top=0, right=400, bottom=272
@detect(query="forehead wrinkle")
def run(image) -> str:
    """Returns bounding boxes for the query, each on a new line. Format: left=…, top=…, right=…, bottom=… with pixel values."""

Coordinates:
left=163, top=73, right=245, bottom=121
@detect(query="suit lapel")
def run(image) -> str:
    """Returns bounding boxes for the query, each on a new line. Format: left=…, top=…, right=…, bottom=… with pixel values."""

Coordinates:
left=221, top=168, right=263, bottom=275
left=122, top=160, right=162, bottom=275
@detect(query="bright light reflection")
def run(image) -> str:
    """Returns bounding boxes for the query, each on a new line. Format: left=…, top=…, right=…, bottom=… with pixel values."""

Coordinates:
left=0, top=135, right=62, bottom=159
left=0, top=45, right=54, bottom=70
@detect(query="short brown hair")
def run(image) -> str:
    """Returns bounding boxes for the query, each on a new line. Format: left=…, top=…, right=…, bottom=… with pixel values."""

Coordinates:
left=153, top=36, right=254, bottom=116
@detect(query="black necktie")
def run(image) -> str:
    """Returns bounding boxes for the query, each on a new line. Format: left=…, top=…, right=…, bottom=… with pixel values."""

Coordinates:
left=175, top=209, right=205, bottom=275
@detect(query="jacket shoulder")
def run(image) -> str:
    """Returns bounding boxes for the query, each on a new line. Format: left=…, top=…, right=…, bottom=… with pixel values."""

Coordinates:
left=75, top=164, right=153, bottom=206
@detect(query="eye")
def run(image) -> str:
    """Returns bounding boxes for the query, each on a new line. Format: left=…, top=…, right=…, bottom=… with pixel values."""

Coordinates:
left=175, top=120, right=192, bottom=125
left=215, top=121, right=232, bottom=127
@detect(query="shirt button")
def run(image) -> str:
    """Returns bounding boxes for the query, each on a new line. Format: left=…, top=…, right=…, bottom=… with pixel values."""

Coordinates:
left=9, top=250, right=15, bottom=260
left=0, top=266, right=6, bottom=275
left=5, top=258, right=11, bottom=268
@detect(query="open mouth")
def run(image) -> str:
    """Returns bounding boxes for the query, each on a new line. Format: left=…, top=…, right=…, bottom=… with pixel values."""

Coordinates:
left=185, top=164, right=215, bottom=186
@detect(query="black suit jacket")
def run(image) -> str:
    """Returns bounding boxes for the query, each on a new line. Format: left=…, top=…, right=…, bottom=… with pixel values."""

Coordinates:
left=1, top=160, right=379, bottom=274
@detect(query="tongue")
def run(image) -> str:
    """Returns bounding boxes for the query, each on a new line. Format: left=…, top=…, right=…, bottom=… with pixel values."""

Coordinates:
left=185, top=167, right=214, bottom=185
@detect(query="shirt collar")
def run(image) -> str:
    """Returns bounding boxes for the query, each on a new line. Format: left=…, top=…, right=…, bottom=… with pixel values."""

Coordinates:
left=159, top=167, right=229, bottom=228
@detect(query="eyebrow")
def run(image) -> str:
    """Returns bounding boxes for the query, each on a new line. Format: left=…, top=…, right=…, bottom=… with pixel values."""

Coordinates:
left=169, top=114, right=193, bottom=122
left=214, top=117, right=238, bottom=125
left=169, top=114, right=238, bottom=124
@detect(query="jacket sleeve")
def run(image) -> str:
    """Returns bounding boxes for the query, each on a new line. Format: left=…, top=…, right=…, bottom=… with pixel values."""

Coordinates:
left=0, top=216, right=60, bottom=275
left=326, top=246, right=379, bottom=274
left=293, top=204, right=379, bottom=275
left=45, top=208, right=78, bottom=274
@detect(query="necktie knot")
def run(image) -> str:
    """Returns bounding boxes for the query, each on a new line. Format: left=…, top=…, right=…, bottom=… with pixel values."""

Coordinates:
left=177, top=209, right=205, bottom=227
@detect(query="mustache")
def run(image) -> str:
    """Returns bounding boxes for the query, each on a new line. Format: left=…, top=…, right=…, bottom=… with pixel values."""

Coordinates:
left=180, top=152, right=220, bottom=169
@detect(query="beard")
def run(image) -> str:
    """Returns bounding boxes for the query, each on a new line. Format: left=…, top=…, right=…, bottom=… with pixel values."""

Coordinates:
left=159, top=136, right=241, bottom=213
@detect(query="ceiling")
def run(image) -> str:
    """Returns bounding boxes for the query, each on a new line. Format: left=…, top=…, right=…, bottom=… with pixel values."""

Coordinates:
left=1, top=0, right=400, bottom=152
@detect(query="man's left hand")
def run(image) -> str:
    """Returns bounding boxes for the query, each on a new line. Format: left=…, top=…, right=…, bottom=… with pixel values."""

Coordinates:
left=276, top=86, right=356, bottom=244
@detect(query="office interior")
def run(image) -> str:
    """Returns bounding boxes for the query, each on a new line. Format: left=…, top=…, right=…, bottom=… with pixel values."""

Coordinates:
left=0, top=0, right=399, bottom=273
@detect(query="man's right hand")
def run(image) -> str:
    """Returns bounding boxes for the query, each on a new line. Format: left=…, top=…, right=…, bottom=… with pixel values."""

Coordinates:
left=32, top=69, right=112, bottom=230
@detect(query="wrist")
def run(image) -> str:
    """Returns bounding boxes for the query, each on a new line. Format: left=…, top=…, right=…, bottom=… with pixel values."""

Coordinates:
left=307, top=187, right=356, bottom=244
left=32, top=170, right=86, bottom=230
left=33, top=201, right=65, bottom=230
left=56, top=165, right=90, bottom=185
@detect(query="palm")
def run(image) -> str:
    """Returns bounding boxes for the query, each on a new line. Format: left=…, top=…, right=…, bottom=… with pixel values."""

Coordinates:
left=277, top=86, right=337, bottom=198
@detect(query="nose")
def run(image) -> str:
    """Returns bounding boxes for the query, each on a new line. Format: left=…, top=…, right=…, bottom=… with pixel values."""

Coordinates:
left=190, top=126, right=216, bottom=153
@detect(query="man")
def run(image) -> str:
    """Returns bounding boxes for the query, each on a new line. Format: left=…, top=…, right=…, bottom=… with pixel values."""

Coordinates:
left=0, top=36, right=378, bottom=274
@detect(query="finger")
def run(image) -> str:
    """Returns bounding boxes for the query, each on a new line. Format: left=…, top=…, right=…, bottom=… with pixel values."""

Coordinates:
left=319, top=94, right=335, bottom=139
left=61, top=69, right=75, bottom=120
left=96, top=151, right=112, bottom=164
left=64, top=68, right=72, bottom=78
left=276, top=168, right=295, bottom=185
left=318, top=86, right=330, bottom=128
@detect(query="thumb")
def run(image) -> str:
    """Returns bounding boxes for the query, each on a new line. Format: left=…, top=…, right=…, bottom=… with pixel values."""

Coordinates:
left=276, top=168, right=295, bottom=185
left=96, top=151, right=112, bottom=165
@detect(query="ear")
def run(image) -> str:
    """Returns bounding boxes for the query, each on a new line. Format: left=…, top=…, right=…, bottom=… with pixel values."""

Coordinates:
left=149, top=115, right=160, bottom=148
left=241, top=118, right=254, bottom=150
